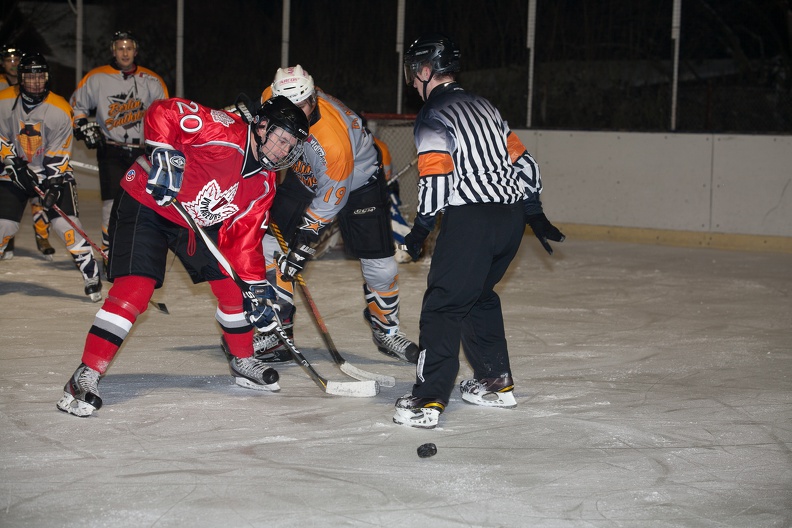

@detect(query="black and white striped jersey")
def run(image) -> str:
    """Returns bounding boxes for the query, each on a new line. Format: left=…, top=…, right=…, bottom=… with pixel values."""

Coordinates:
left=413, top=82, right=542, bottom=218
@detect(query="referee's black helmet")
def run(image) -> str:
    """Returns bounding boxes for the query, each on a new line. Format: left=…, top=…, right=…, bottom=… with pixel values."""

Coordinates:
left=403, top=33, right=461, bottom=84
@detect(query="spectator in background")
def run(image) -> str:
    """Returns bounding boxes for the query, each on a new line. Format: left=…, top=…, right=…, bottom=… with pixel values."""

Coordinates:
left=0, top=53, right=103, bottom=301
left=0, top=45, right=55, bottom=258
left=70, top=30, right=168, bottom=263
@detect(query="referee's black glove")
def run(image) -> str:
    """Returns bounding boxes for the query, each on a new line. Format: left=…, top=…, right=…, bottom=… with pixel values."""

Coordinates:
left=401, top=214, right=435, bottom=261
left=526, top=213, right=565, bottom=255
left=403, top=224, right=430, bottom=261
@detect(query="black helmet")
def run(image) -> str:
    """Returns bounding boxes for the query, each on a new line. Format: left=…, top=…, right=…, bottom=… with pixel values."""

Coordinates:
left=18, top=53, right=49, bottom=104
left=1, top=46, right=23, bottom=60
left=253, top=95, right=310, bottom=171
left=403, top=33, right=461, bottom=84
left=111, top=30, right=138, bottom=49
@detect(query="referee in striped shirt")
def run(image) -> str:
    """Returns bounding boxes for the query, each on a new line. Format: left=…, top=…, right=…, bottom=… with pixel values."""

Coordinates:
left=393, top=33, right=565, bottom=429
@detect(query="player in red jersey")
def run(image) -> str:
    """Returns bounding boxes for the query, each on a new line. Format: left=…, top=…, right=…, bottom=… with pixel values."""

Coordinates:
left=56, top=96, right=309, bottom=418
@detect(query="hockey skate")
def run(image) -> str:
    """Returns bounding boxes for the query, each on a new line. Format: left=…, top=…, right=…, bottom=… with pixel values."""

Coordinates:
left=1, top=237, right=14, bottom=260
left=229, top=355, right=281, bottom=391
left=252, top=319, right=294, bottom=363
left=57, top=363, right=103, bottom=417
left=459, top=376, right=517, bottom=408
left=392, top=394, right=445, bottom=429
left=84, top=276, right=102, bottom=303
left=36, top=235, right=55, bottom=260
left=363, top=308, right=419, bottom=364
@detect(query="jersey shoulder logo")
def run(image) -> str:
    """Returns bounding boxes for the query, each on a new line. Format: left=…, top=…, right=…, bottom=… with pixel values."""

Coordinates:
left=183, top=180, right=240, bottom=226
left=210, top=109, right=235, bottom=127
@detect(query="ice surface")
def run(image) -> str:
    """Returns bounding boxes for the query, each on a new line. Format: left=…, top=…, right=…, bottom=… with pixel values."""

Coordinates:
left=1, top=190, right=790, bottom=527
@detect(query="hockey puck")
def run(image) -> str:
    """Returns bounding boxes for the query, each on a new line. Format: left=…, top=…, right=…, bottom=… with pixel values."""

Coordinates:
left=262, top=368, right=279, bottom=385
left=417, top=442, right=437, bottom=458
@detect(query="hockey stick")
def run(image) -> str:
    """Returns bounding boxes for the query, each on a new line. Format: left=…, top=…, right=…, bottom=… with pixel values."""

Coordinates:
left=387, top=157, right=418, bottom=187
left=269, top=222, right=396, bottom=387
left=32, top=185, right=106, bottom=258
left=32, top=184, right=170, bottom=315
left=70, top=160, right=99, bottom=172
left=170, top=201, right=378, bottom=397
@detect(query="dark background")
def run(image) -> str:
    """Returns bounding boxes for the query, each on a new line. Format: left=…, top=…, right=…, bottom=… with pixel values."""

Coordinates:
left=2, top=0, right=791, bottom=132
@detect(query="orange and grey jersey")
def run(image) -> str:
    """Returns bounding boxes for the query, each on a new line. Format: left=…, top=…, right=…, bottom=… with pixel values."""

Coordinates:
left=0, top=73, right=14, bottom=91
left=374, top=136, right=392, bottom=181
left=261, top=87, right=380, bottom=232
left=413, top=82, right=542, bottom=218
left=70, top=64, right=168, bottom=145
left=0, top=86, right=75, bottom=185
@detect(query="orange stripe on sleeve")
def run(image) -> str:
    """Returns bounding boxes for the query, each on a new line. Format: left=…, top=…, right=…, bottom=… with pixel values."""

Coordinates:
left=507, top=132, right=527, bottom=164
left=417, top=151, right=454, bottom=177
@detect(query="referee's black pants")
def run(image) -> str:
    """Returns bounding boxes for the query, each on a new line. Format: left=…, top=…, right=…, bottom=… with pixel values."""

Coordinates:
left=412, top=202, right=525, bottom=404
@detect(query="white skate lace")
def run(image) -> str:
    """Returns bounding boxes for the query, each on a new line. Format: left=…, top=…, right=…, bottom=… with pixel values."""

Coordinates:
left=235, top=357, right=270, bottom=380
left=77, top=367, right=100, bottom=393
left=377, top=331, right=413, bottom=353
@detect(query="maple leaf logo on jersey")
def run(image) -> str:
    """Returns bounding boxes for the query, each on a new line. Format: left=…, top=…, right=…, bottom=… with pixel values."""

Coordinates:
left=211, top=109, right=235, bottom=127
left=183, top=181, right=240, bottom=226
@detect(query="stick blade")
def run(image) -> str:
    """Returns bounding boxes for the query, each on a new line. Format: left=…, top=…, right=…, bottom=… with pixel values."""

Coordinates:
left=339, top=362, right=396, bottom=387
left=325, top=379, right=379, bottom=398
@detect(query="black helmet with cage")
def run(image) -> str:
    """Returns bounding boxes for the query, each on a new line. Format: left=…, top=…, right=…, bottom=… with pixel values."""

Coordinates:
left=403, top=33, right=461, bottom=85
left=18, top=53, right=50, bottom=105
left=252, top=95, right=310, bottom=171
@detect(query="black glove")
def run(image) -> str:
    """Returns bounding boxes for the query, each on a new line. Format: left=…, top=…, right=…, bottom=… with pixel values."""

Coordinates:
left=403, top=224, right=430, bottom=261
left=401, top=213, right=435, bottom=261
left=242, top=282, right=278, bottom=331
left=74, top=119, right=105, bottom=150
left=41, top=176, right=65, bottom=209
left=275, top=241, right=316, bottom=282
left=526, top=213, right=565, bottom=255
left=3, top=156, right=38, bottom=195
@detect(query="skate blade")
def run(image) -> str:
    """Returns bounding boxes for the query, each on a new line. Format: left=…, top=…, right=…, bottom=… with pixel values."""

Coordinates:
left=461, top=390, right=517, bottom=408
left=42, top=254, right=54, bottom=262
left=234, top=377, right=280, bottom=392
left=56, top=392, right=96, bottom=417
left=88, top=292, right=102, bottom=303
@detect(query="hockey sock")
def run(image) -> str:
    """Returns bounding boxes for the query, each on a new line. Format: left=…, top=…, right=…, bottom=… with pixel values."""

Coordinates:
left=363, top=283, right=401, bottom=332
left=31, top=202, right=50, bottom=239
left=210, top=278, right=254, bottom=358
left=82, top=275, right=156, bottom=373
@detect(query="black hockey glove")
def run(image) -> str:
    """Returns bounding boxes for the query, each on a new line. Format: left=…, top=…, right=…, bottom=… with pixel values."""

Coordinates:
left=403, top=224, right=430, bottom=261
left=401, top=214, right=435, bottom=261
left=242, top=282, right=278, bottom=332
left=526, top=213, right=565, bottom=255
left=2, top=156, right=38, bottom=195
left=41, top=176, right=65, bottom=209
left=275, top=244, right=316, bottom=282
left=74, top=119, right=105, bottom=150
left=146, top=148, right=185, bottom=206
left=275, top=227, right=318, bottom=281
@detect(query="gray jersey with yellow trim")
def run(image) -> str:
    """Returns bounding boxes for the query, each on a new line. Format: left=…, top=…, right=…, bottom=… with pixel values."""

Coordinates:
left=0, top=86, right=75, bottom=185
left=70, top=64, right=168, bottom=145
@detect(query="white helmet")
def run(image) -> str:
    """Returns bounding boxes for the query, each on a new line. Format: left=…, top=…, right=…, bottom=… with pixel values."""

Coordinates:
left=272, top=65, right=315, bottom=105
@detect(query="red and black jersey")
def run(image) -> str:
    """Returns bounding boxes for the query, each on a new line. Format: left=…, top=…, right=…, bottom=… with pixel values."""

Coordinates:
left=120, top=98, right=276, bottom=283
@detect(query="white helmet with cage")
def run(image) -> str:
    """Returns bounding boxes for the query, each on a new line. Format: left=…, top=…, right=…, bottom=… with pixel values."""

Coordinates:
left=272, top=65, right=315, bottom=105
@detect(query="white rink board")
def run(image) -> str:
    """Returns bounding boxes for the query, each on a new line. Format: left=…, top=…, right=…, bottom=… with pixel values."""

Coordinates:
left=514, top=130, right=792, bottom=237
left=711, top=135, right=792, bottom=236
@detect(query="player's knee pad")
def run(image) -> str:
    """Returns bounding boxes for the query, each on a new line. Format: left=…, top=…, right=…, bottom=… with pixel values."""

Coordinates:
left=361, top=256, right=399, bottom=292
left=0, top=219, right=20, bottom=247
